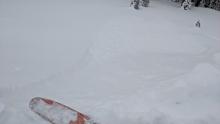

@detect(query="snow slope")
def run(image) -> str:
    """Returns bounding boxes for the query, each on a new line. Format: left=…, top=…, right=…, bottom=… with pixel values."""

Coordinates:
left=0, top=0, right=220, bottom=124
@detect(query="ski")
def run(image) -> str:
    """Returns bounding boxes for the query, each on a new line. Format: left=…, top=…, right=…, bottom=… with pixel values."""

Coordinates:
left=29, top=97, right=97, bottom=124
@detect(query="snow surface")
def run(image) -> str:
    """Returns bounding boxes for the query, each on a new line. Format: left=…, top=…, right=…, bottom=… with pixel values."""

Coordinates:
left=0, top=0, right=220, bottom=124
left=0, top=103, right=4, bottom=114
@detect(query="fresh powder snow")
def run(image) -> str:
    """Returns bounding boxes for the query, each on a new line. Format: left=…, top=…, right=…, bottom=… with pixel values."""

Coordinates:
left=0, top=0, right=220, bottom=124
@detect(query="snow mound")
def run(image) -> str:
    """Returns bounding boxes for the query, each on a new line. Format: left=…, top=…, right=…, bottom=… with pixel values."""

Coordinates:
left=0, top=107, right=47, bottom=124
left=85, top=63, right=220, bottom=124
left=0, top=103, right=4, bottom=114
left=214, top=53, right=220, bottom=64
left=184, top=63, right=220, bottom=88
left=161, top=63, right=220, bottom=119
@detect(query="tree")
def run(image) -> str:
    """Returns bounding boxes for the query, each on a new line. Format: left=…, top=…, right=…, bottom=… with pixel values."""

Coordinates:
left=142, top=0, right=150, bottom=7
left=130, top=0, right=150, bottom=9
left=133, top=0, right=140, bottom=9
left=180, top=0, right=220, bottom=10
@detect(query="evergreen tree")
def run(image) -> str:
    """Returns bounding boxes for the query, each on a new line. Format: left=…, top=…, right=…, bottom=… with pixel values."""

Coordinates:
left=142, top=0, right=150, bottom=7
left=133, top=0, right=140, bottom=9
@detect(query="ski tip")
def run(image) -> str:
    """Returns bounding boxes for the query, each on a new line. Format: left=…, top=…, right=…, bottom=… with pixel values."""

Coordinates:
left=29, top=97, right=54, bottom=110
left=29, top=97, right=40, bottom=110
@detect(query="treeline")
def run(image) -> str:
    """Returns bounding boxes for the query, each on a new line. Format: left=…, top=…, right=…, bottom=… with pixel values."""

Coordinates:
left=178, top=0, right=220, bottom=10
left=130, top=0, right=220, bottom=11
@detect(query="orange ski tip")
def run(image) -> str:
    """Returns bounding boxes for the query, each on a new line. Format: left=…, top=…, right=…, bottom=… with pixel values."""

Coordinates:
left=41, top=98, right=54, bottom=105
left=29, top=97, right=53, bottom=108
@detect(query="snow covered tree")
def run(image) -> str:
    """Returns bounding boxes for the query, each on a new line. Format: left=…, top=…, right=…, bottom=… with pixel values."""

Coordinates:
left=209, top=0, right=220, bottom=10
left=178, top=0, right=220, bottom=10
left=142, top=0, right=150, bottom=7
left=195, top=0, right=220, bottom=10
left=194, top=0, right=201, bottom=6
left=182, top=0, right=192, bottom=10
left=133, top=0, right=140, bottom=9
left=130, top=0, right=150, bottom=9
left=203, top=0, right=211, bottom=7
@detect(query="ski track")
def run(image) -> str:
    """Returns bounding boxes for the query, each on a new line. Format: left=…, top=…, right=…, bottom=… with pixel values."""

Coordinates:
left=1, top=0, right=220, bottom=124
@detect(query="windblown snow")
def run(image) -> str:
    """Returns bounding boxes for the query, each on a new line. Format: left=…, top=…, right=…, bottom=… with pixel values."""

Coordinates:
left=0, top=0, right=220, bottom=124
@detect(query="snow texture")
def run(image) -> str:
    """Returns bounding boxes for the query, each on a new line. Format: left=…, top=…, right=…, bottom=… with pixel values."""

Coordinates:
left=0, top=103, right=4, bottom=114
left=214, top=53, right=220, bottom=64
left=0, top=0, right=220, bottom=124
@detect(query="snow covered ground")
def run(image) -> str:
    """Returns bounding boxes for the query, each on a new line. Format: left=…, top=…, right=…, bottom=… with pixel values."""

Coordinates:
left=0, top=0, right=220, bottom=124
